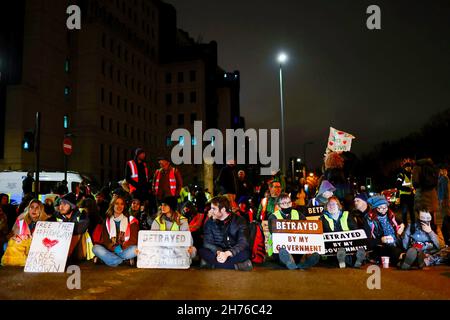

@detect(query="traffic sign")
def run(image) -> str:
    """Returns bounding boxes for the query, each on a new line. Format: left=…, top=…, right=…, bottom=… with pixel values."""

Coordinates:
left=63, top=138, right=73, bottom=156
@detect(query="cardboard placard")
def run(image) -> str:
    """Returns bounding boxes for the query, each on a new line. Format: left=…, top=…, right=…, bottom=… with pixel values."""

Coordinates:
left=24, top=221, right=74, bottom=273
left=300, top=205, right=325, bottom=221
left=137, top=231, right=191, bottom=269
left=271, top=220, right=325, bottom=254
left=323, top=229, right=368, bottom=256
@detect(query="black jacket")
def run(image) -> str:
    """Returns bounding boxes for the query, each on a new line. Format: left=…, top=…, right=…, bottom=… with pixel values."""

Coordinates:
left=51, top=209, right=89, bottom=235
left=203, top=213, right=250, bottom=257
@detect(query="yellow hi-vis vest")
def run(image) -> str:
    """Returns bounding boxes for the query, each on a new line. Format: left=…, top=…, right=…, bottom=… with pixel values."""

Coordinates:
left=322, top=211, right=350, bottom=232
left=399, top=174, right=412, bottom=196
left=154, top=215, right=187, bottom=231
left=267, top=209, right=300, bottom=257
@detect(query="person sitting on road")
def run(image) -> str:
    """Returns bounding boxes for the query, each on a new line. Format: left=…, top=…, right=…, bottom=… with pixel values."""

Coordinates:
left=364, top=195, right=405, bottom=266
left=268, top=193, right=320, bottom=270
left=321, top=196, right=366, bottom=268
left=400, top=208, right=441, bottom=269
left=92, top=195, right=139, bottom=267
left=199, top=196, right=253, bottom=271
left=351, top=193, right=371, bottom=229
left=1, top=199, right=49, bottom=266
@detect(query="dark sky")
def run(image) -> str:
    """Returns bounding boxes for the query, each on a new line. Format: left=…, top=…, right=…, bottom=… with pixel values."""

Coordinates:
left=165, top=0, right=450, bottom=169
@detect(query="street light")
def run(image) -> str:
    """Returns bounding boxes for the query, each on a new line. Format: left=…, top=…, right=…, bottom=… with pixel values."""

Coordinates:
left=277, top=52, right=288, bottom=177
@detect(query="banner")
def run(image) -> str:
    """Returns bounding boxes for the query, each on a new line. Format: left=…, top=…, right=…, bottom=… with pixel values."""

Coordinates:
left=24, top=221, right=74, bottom=273
left=299, top=205, right=325, bottom=220
left=137, top=231, right=192, bottom=269
left=327, top=127, right=355, bottom=152
left=271, top=220, right=325, bottom=254
left=323, top=229, right=368, bottom=256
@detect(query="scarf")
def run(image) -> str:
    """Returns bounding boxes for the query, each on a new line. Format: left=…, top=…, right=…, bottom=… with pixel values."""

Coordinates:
left=108, top=214, right=128, bottom=240
left=378, top=214, right=396, bottom=240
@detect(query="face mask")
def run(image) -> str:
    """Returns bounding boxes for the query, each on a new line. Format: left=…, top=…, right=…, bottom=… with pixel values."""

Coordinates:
left=281, top=207, right=292, bottom=215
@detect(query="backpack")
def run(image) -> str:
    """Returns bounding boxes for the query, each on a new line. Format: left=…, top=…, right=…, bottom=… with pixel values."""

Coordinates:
left=248, top=221, right=266, bottom=264
left=419, top=163, right=439, bottom=191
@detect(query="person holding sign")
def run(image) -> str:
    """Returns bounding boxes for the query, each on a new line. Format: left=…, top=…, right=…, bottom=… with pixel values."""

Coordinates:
left=1, top=199, right=49, bottom=266
left=321, top=197, right=366, bottom=268
left=51, top=193, right=92, bottom=262
left=93, top=195, right=139, bottom=267
left=199, top=196, right=253, bottom=271
left=268, top=194, right=320, bottom=270
left=364, top=195, right=405, bottom=266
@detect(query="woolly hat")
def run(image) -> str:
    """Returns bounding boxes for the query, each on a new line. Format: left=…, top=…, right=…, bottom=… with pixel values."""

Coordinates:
left=317, top=180, right=336, bottom=196
left=367, top=195, right=388, bottom=208
left=355, top=193, right=369, bottom=203
left=60, top=192, right=77, bottom=210
left=134, top=148, right=145, bottom=159
left=161, top=196, right=178, bottom=212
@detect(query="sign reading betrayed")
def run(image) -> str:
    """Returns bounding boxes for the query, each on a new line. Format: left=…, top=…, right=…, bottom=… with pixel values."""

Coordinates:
left=24, top=221, right=74, bottom=273
left=271, top=220, right=325, bottom=254
left=300, top=205, right=325, bottom=220
left=137, top=231, right=191, bottom=269
left=323, top=229, right=368, bottom=256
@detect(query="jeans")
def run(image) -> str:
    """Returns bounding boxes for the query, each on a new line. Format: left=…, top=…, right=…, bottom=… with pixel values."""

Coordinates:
left=199, top=247, right=250, bottom=270
left=400, top=194, right=414, bottom=226
left=92, top=244, right=137, bottom=267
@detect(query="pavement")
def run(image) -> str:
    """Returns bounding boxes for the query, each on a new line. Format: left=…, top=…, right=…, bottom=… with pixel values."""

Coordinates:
left=0, top=261, right=449, bottom=300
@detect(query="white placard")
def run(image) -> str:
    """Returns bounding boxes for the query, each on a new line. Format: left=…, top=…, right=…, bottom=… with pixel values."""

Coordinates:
left=137, top=231, right=191, bottom=269
left=272, top=233, right=325, bottom=254
left=24, top=221, right=74, bottom=273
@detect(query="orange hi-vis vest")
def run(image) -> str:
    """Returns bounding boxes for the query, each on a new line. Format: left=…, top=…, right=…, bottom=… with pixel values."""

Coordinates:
left=127, top=160, right=149, bottom=194
left=154, top=168, right=177, bottom=196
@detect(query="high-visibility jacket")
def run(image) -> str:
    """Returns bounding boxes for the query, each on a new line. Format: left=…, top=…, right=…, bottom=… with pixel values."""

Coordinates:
left=267, top=209, right=300, bottom=257
left=127, top=160, right=149, bottom=194
left=153, top=168, right=177, bottom=197
left=399, top=174, right=413, bottom=196
left=322, top=211, right=350, bottom=232
left=259, top=197, right=279, bottom=221
left=154, top=215, right=187, bottom=231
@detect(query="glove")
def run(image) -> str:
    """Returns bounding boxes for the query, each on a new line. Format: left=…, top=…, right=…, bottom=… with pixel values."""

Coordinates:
left=114, top=245, right=123, bottom=254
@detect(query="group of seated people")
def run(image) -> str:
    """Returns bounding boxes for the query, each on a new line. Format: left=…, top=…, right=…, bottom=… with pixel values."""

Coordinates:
left=0, top=181, right=448, bottom=271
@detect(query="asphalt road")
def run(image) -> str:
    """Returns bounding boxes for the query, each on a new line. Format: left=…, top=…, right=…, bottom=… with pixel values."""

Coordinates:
left=0, top=262, right=449, bottom=300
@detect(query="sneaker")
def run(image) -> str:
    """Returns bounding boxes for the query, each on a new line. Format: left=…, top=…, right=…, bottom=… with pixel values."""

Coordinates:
left=337, top=248, right=346, bottom=269
left=93, top=256, right=100, bottom=265
left=279, top=248, right=298, bottom=270
left=401, top=248, right=417, bottom=270
left=298, top=252, right=320, bottom=270
left=235, top=259, right=253, bottom=271
left=128, top=258, right=136, bottom=267
left=354, top=248, right=366, bottom=268
left=417, top=251, right=425, bottom=269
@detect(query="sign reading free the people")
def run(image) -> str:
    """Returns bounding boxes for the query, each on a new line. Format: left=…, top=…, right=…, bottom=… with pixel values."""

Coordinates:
left=271, top=220, right=325, bottom=254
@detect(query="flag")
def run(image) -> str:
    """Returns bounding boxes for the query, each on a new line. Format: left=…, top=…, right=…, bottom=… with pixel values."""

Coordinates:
left=326, top=127, right=355, bottom=152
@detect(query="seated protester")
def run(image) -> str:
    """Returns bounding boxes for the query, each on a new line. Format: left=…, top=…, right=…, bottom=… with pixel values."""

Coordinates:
left=79, top=198, right=103, bottom=240
left=199, top=196, right=253, bottom=271
left=128, top=198, right=151, bottom=231
left=0, top=206, right=9, bottom=258
left=256, top=180, right=282, bottom=221
left=93, top=195, right=139, bottom=267
left=1, top=193, right=17, bottom=232
left=308, top=180, right=336, bottom=207
left=181, top=201, right=197, bottom=223
left=1, top=199, right=48, bottom=266
left=321, top=196, right=366, bottom=268
left=182, top=201, right=209, bottom=250
left=400, top=209, right=440, bottom=269
left=365, top=195, right=405, bottom=266
left=268, top=193, right=320, bottom=270
left=151, top=196, right=196, bottom=261
left=352, top=193, right=371, bottom=229
left=237, top=196, right=255, bottom=224
left=51, top=193, right=93, bottom=262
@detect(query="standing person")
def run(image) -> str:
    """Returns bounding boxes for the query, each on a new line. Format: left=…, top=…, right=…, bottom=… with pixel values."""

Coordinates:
left=237, top=170, right=253, bottom=199
left=215, top=159, right=239, bottom=202
left=256, top=180, right=282, bottom=221
left=1, top=194, right=17, bottom=232
left=152, top=156, right=183, bottom=205
left=125, top=148, right=151, bottom=203
left=22, top=171, right=34, bottom=197
left=92, top=195, right=139, bottom=267
left=199, top=196, right=253, bottom=271
left=438, top=167, right=449, bottom=220
left=412, top=158, right=439, bottom=230
left=396, top=162, right=415, bottom=226
left=308, top=180, right=336, bottom=207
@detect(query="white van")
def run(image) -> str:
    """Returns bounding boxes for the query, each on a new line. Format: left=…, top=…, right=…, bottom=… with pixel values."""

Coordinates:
left=0, top=171, right=83, bottom=204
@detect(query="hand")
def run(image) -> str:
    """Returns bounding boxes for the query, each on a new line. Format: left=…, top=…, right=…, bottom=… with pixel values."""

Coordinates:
left=397, top=223, right=405, bottom=235
left=135, top=248, right=140, bottom=255
left=114, top=245, right=123, bottom=254
left=216, top=251, right=231, bottom=263
left=187, top=246, right=196, bottom=256
left=381, top=236, right=393, bottom=244
left=421, top=222, right=432, bottom=233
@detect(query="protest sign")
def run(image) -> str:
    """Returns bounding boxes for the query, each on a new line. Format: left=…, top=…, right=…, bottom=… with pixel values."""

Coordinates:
left=299, top=205, right=325, bottom=220
left=137, top=231, right=191, bottom=269
left=271, top=220, right=325, bottom=254
left=323, top=229, right=368, bottom=256
left=327, top=127, right=355, bottom=152
left=24, top=221, right=74, bottom=273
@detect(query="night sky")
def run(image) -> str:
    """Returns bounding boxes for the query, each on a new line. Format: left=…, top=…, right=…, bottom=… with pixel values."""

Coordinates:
left=166, top=0, right=450, bottom=169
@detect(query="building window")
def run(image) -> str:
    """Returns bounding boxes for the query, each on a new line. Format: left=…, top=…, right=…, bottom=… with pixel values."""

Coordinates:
left=191, top=113, right=197, bottom=123
left=166, top=115, right=172, bottom=126
left=100, top=144, right=104, bottom=165
left=178, top=72, right=184, bottom=83
left=190, top=91, right=197, bottom=103
left=165, top=72, right=172, bottom=84
left=190, top=70, right=196, bottom=82
left=101, top=116, right=104, bottom=130
left=165, top=93, right=172, bottom=106
left=178, top=114, right=184, bottom=126
left=177, top=92, right=184, bottom=104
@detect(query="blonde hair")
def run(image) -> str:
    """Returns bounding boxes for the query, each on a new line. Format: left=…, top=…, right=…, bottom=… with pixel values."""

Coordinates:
left=24, top=199, right=48, bottom=224
left=105, top=195, right=129, bottom=218
left=326, top=196, right=343, bottom=210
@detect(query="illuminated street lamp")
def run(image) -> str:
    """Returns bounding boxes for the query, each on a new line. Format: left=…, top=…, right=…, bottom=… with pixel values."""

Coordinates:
left=277, top=52, right=288, bottom=176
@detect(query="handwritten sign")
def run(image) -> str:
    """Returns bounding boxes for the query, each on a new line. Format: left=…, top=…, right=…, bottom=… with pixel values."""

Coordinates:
left=24, top=221, right=74, bottom=273
left=300, top=205, right=325, bottom=221
left=327, top=127, right=355, bottom=152
left=271, top=220, right=325, bottom=254
left=323, top=229, right=368, bottom=256
left=137, top=231, right=191, bottom=269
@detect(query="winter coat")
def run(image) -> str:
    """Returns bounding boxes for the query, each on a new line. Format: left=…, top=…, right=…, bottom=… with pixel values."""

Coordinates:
left=97, top=216, right=139, bottom=251
left=402, top=223, right=440, bottom=253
